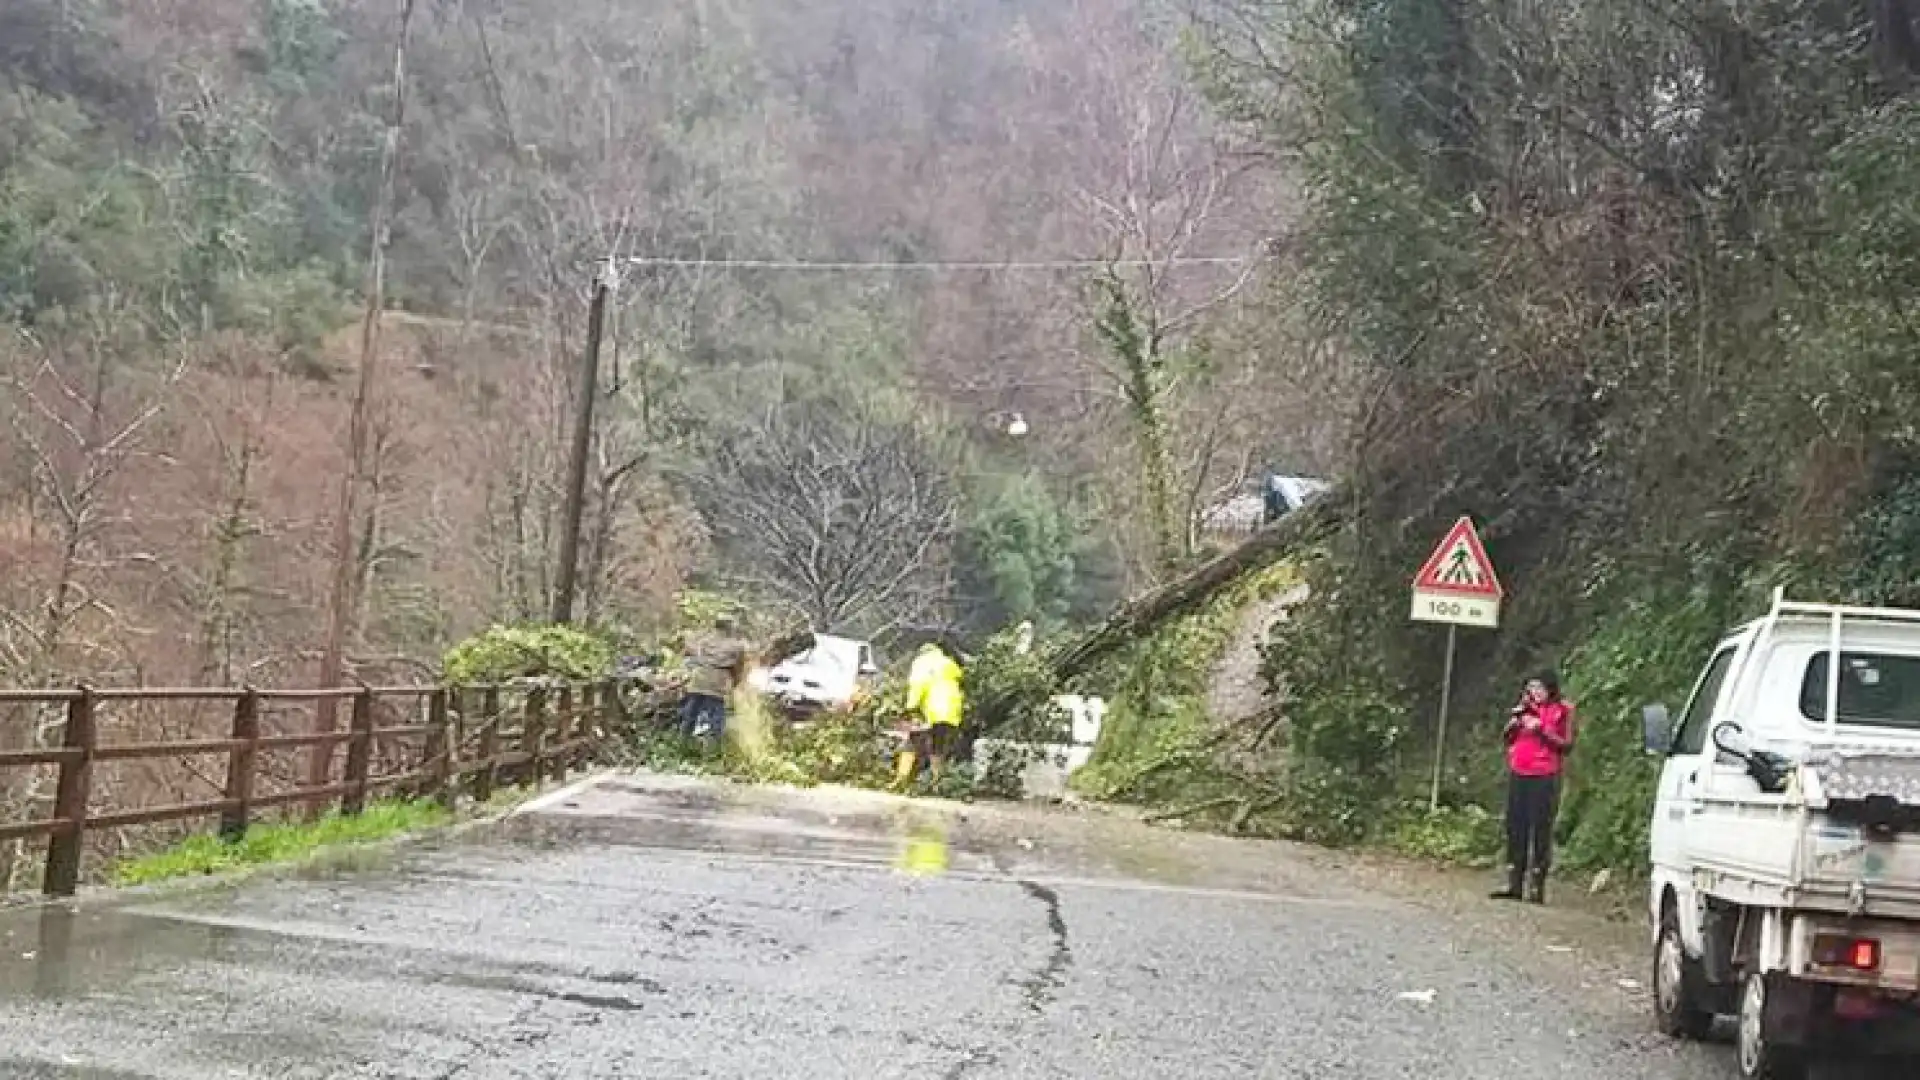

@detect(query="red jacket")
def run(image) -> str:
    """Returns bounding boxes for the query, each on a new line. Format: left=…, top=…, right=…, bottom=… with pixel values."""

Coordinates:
left=1506, top=699, right=1574, bottom=777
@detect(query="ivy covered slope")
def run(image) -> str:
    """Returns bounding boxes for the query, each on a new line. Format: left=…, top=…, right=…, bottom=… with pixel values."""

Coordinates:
left=1071, top=560, right=1301, bottom=830
left=1173, top=2, right=1920, bottom=873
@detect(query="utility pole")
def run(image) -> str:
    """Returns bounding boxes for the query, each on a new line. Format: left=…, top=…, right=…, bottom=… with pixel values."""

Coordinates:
left=550, top=259, right=617, bottom=624
left=313, top=0, right=416, bottom=796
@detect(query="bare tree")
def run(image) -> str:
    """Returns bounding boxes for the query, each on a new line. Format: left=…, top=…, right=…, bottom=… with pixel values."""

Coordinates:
left=448, top=164, right=511, bottom=343
left=313, top=0, right=416, bottom=794
left=1, top=320, right=184, bottom=684
left=689, top=400, right=959, bottom=636
left=0, top=311, right=184, bottom=888
left=1068, top=16, right=1271, bottom=578
left=177, top=363, right=277, bottom=685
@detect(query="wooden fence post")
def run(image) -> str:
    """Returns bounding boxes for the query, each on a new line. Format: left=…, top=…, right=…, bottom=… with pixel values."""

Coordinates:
left=574, top=683, right=599, bottom=770
left=342, top=686, right=375, bottom=816
left=551, top=684, right=574, bottom=783
left=572, top=683, right=592, bottom=767
left=42, top=687, right=95, bottom=891
left=425, top=687, right=454, bottom=808
left=520, top=686, right=548, bottom=789
left=597, top=678, right=618, bottom=739
left=583, top=681, right=610, bottom=765
left=450, top=685, right=467, bottom=777
left=473, top=686, right=500, bottom=804
left=43, top=687, right=96, bottom=897
left=220, top=688, right=260, bottom=842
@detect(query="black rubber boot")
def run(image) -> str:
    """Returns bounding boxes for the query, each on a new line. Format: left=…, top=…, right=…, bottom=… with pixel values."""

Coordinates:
left=1524, top=869, right=1546, bottom=905
left=1491, top=867, right=1523, bottom=901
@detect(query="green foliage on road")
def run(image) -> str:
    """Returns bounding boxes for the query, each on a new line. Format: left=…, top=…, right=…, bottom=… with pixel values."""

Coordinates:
left=725, top=701, right=901, bottom=791
left=962, top=628, right=1065, bottom=741
left=112, top=799, right=451, bottom=886
left=1252, top=547, right=1413, bottom=845
left=672, top=590, right=749, bottom=635
left=442, top=624, right=616, bottom=685
left=635, top=625, right=1070, bottom=799
left=629, top=692, right=900, bottom=793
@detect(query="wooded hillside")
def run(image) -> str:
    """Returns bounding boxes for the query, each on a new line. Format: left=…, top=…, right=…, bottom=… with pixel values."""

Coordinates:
left=1172, top=0, right=1920, bottom=868
left=0, top=0, right=1328, bottom=693
left=16, top=0, right=1920, bottom=878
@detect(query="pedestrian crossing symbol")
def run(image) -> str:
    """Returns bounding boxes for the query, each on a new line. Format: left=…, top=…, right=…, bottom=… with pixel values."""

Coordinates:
left=1411, top=517, right=1502, bottom=628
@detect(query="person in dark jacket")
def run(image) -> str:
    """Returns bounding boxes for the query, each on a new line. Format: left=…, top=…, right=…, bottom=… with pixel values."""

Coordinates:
left=679, top=616, right=747, bottom=740
left=1491, top=671, right=1576, bottom=904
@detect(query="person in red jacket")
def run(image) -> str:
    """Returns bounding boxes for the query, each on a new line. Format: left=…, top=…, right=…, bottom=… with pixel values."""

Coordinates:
left=1492, top=672, right=1575, bottom=904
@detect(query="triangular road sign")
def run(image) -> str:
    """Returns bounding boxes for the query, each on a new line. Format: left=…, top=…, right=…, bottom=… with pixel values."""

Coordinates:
left=1412, top=517, right=1503, bottom=599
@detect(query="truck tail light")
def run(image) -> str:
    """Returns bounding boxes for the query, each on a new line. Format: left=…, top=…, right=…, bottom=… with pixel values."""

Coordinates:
left=1852, top=940, right=1882, bottom=971
left=1813, top=933, right=1882, bottom=972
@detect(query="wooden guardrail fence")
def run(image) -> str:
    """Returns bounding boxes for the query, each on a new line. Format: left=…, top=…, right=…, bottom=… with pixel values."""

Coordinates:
left=0, top=678, right=630, bottom=897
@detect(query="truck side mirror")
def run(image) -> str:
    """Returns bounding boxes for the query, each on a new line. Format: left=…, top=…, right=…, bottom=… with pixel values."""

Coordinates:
left=1642, top=703, right=1671, bottom=755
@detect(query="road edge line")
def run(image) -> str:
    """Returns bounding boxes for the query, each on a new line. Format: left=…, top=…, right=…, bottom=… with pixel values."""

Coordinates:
left=509, top=769, right=612, bottom=817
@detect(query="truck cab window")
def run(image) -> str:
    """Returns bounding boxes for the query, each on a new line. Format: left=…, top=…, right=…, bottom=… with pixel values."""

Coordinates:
left=1799, top=651, right=1920, bottom=730
left=1672, top=648, right=1735, bottom=756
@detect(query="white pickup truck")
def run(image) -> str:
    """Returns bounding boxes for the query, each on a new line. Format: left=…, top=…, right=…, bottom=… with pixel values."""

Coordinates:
left=1645, top=591, right=1920, bottom=1078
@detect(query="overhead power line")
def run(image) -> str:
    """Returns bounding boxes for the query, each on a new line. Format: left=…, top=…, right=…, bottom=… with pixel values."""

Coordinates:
left=617, top=254, right=1269, bottom=273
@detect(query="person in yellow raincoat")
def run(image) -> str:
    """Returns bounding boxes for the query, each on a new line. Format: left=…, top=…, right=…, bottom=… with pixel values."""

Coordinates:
left=898, top=642, right=964, bottom=787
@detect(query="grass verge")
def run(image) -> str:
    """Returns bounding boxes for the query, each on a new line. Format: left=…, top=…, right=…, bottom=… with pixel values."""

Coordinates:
left=111, top=798, right=453, bottom=887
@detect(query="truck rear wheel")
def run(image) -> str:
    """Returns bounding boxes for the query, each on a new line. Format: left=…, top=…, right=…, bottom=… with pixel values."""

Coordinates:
left=1655, top=907, right=1715, bottom=1039
left=1739, top=973, right=1809, bottom=1080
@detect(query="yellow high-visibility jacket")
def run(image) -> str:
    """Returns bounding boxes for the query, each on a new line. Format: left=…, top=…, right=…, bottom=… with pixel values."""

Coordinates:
left=906, top=648, right=964, bottom=727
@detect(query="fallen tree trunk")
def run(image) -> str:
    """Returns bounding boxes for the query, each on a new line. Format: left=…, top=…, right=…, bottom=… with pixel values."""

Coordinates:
left=965, top=492, right=1347, bottom=732
left=1047, top=492, right=1348, bottom=683
left=760, top=625, right=815, bottom=666
left=759, top=493, right=1341, bottom=695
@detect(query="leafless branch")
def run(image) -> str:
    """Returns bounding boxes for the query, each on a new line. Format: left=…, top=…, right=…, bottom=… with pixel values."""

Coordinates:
left=686, top=400, right=959, bottom=636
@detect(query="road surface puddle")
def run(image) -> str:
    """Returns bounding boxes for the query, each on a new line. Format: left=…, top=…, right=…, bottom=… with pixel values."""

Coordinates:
left=894, top=818, right=951, bottom=876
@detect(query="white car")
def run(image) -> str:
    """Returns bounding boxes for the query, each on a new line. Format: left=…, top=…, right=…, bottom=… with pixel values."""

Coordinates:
left=758, top=634, right=879, bottom=717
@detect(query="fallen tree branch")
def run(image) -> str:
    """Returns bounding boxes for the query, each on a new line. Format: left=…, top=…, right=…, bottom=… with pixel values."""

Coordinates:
left=1047, top=490, right=1348, bottom=683
left=1237, top=703, right=1289, bottom=752
left=760, top=625, right=814, bottom=666
left=1230, top=793, right=1289, bottom=833
left=966, top=490, right=1346, bottom=732
left=1114, top=726, right=1242, bottom=790
left=1143, top=795, right=1242, bottom=823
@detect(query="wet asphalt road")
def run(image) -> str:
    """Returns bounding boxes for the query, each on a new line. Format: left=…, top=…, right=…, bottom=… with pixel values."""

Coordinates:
left=0, top=772, right=1740, bottom=1079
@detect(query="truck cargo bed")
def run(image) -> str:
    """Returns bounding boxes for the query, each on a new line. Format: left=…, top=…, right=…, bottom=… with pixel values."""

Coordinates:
left=1693, top=752, right=1920, bottom=919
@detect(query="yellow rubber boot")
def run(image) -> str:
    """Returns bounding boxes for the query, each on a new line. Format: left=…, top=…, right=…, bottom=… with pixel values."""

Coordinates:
left=894, top=748, right=918, bottom=790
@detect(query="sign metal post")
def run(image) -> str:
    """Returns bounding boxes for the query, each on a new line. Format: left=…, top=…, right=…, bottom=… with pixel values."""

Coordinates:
left=1409, top=517, right=1504, bottom=812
